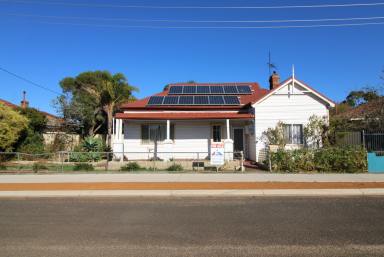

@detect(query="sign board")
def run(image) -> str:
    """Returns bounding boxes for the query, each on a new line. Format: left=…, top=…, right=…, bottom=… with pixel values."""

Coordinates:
left=210, top=142, right=225, bottom=166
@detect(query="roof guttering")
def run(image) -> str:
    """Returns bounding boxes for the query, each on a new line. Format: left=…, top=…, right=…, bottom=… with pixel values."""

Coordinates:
left=115, top=112, right=254, bottom=120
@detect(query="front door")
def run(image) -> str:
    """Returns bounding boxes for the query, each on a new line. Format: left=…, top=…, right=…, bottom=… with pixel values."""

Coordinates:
left=233, top=128, right=244, bottom=153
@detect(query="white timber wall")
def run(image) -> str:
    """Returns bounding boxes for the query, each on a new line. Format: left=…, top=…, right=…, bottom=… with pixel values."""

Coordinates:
left=121, top=120, right=230, bottom=160
left=254, top=82, right=329, bottom=162
left=246, top=133, right=256, bottom=161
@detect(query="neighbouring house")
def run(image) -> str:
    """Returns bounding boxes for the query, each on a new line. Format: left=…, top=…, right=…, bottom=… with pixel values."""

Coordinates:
left=333, top=97, right=384, bottom=122
left=112, top=71, right=335, bottom=163
left=331, top=97, right=384, bottom=150
left=0, top=91, right=80, bottom=150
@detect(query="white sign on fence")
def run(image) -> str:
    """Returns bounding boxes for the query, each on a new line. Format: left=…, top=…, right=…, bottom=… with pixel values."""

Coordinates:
left=210, top=142, right=225, bottom=166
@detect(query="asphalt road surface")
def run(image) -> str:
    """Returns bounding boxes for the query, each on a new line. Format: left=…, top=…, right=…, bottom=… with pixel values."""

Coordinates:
left=0, top=197, right=383, bottom=257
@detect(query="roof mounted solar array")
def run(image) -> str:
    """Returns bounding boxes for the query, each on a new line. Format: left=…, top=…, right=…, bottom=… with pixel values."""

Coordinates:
left=147, top=95, right=240, bottom=106
left=168, top=85, right=252, bottom=95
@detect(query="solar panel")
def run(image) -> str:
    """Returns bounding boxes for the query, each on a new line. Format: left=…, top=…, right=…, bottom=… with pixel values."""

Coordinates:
left=167, top=85, right=251, bottom=95
left=223, top=96, right=240, bottom=105
left=209, top=95, right=224, bottom=105
left=237, top=85, right=252, bottom=94
left=183, top=86, right=197, bottom=94
left=168, top=86, right=183, bottom=94
left=223, top=86, right=238, bottom=94
left=196, top=86, right=210, bottom=94
left=147, top=96, right=164, bottom=105
left=179, top=96, right=194, bottom=105
left=194, top=96, right=209, bottom=105
left=210, top=86, right=224, bottom=94
left=147, top=94, right=241, bottom=106
left=163, top=96, right=179, bottom=105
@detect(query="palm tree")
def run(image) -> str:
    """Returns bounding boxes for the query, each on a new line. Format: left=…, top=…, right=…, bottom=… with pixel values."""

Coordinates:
left=98, top=72, right=138, bottom=147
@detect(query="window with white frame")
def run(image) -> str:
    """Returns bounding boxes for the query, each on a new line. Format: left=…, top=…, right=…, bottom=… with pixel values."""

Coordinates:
left=283, top=124, right=303, bottom=144
left=141, top=124, right=174, bottom=143
left=212, top=125, right=222, bottom=142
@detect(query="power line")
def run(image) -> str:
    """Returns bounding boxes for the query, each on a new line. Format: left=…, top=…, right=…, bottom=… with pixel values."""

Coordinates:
left=0, top=66, right=61, bottom=95
left=3, top=13, right=384, bottom=24
left=16, top=20, right=384, bottom=29
left=1, top=0, right=384, bottom=9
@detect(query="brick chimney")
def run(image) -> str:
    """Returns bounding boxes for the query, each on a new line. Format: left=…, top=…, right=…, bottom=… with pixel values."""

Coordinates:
left=20, top=91, right=29, bottom=109
left=269, top=71, right=280, bottom=90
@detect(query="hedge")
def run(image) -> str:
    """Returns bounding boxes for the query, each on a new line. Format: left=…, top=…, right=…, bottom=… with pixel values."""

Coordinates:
left=268, top=147, right=367, bottom=173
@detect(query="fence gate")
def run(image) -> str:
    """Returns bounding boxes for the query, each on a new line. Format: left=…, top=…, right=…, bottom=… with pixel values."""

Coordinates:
left=365, top=131, right=384, bottom=173
left=336, top=131, right=384, bottom=173
left=368, top=152, right=384, bottom=173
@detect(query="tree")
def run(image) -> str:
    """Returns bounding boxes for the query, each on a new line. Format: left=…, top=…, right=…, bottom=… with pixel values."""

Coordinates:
left=261, top=121, right=286, bottom=149
left=18, top=107, right=47, bottom=133
left=344, top=88, right=380, bottom=107
left=56, top=74, right=104, bottom=137
left=97, top=72, right=138, bottom=147
left=0, top=104, right=29, bottom=151
left=304, top=115, right=329, bottom=148
left=14, top=107, right=48, bottom=154
left=56, top=71, right=138, bottom=146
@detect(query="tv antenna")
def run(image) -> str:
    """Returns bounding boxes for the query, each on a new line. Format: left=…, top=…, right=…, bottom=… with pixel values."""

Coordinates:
left=267, top=51, right=277, bottom=76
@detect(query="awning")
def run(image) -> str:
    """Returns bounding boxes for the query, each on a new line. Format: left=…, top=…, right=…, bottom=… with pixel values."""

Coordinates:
left=115, top=112, right=254, bottom=120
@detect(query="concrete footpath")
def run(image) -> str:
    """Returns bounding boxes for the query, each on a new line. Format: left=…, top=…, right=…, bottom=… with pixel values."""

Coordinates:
left=0, top=173, right=384, bottom=197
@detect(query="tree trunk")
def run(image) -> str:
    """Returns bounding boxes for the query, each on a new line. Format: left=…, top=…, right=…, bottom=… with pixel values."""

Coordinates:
left=89, top=125, right=95, bottom=137
left=105, top=104, right=114, bottom=148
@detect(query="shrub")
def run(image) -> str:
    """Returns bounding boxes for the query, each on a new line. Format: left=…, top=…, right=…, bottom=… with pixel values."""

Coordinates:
left=69, top=152, right=92, bottom=162
left=69, top=137, right=104, bottom=162
left=73, top=163, right=94, bottom=171
left=17, top=132, right=45, bottom=155
left=313, top=147, right=367, bottom=173
left=260, top=121, right=286, bottom=149
left=268, top=147, right=367, bottom=173
left=167, top=164, right=184, bottom=172
left=0, top=163, right=7, bottom=170
left=120, top=162, right=142, bottom=171
left=82, top=136, right=104, bottom=152
left=32, top=162, right=48, bottom=173
left=0, top=104, right=29, bottom=152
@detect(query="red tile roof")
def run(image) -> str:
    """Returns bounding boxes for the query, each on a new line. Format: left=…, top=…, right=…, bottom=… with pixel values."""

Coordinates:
left=115, top=112, right=254, bottom=120
left=117, top=78, right=334, bottom=120
left=0, top=98, right=61, bottom=120
left=333, top=98, right=384, bottom=120
left=0, top=99, right=19, bottom=109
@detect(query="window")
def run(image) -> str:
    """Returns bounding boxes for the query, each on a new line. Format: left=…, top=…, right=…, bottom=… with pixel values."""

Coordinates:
left=141, top=124, right=174, bottom=143
left=283, top=124, right=303, bottom=144
left=212, top=125, right=222, bottom=142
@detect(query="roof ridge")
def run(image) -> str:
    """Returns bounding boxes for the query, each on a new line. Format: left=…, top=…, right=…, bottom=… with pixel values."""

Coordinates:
left=0, top=98, right=60, bottom=119
left=0, top=98, right=19, bottom=108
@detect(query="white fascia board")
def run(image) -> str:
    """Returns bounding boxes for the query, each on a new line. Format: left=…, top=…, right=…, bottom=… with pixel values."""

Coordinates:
left=252, top=78, right=335, bottom=108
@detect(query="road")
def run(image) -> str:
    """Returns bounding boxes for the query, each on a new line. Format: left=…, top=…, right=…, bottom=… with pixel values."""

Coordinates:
left=0, top=197, right=383, bottom=257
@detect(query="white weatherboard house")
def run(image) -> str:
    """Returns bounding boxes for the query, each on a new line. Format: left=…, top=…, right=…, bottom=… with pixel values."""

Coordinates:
left=112, top=72, right=335, bottom=163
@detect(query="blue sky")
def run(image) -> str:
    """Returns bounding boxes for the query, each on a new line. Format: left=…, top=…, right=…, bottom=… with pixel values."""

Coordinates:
left=0, top=0, right=383, bottom=114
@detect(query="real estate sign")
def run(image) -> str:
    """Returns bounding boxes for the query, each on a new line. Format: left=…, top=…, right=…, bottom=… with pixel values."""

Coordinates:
left=210, top=142, right=225, bottom=166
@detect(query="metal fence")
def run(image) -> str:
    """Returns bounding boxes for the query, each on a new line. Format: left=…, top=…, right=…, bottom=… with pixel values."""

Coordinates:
left=0, top=151, right=244, bottom=173
left=335, top=131, right=384, bottom=152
